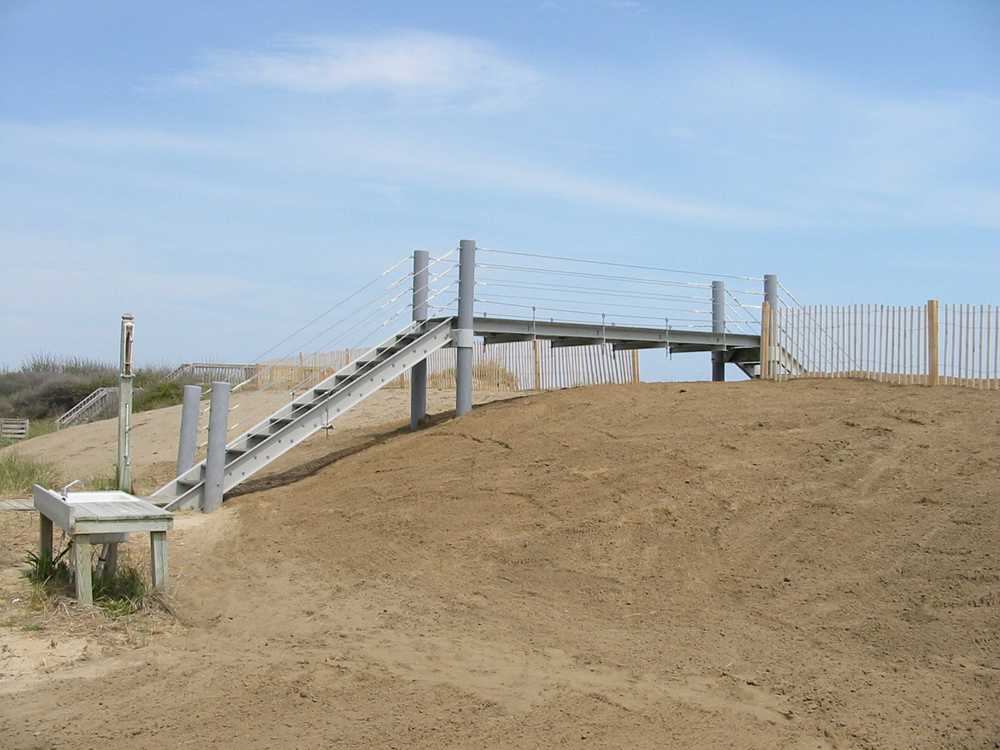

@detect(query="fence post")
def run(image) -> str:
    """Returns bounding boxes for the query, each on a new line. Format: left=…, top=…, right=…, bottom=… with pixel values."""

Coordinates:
left=456, top=240, right=476, bottom=416
left=410, top=250, right=429, bottom=430
left=631, top=349, right=640, bottom=383
left=176, top=385, right=202, bottom=475
left=927, top=300, right=939, bottom=386
left=117, top=314, right=135, bottom=494
left=712, top=280, right=726, bottom=381
left=203, top=382, right=230, bottom=513
left=533, top=339, right=542, bottom=390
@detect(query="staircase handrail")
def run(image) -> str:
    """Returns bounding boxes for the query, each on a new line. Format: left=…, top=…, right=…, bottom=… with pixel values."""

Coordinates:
left=54, top=387, right=119, bottom=430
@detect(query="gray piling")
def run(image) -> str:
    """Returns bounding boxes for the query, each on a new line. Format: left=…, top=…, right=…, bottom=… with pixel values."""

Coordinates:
left=176, top=384, right=202, bottom=475
left=712, top=280, right=726, bottom=382
left=763, top=274, right=779, bottom=377
left=410, top=250, right=429, bottom=431
left=456, top=239, right=476, bottom=417
left=202, top=381, right=230, bottom=514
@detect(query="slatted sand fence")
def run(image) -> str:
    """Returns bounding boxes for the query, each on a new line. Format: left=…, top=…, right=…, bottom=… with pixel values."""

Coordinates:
left=763, top=300, right=1000, bottom=389
left=254, top=339, right=638, bottom=393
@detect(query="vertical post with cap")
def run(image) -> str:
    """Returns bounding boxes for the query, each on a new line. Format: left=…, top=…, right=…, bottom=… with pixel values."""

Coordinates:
left=455, top=240, right=476, bottom=416
left=203, top=381, right=230, bottom=513
left=410, top=250, right=429, bottom=430
left=711, top=280, right=726, bottom=382
left=117, top=314, right=135, bottom=493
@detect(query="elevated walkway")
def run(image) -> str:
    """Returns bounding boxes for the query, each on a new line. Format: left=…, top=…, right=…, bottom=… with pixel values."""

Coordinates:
left=148, top=241, right=778, bottom=512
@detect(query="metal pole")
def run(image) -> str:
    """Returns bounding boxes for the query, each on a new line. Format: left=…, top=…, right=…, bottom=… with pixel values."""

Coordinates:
left=711, top=280, right=726, bottom=382
left=764, top=275, right=779, bottom=377
left=410, top=250, right=429, bottom=431
left=117, top=314, right=135, bottom=493
left=176, top=385, right=202, bottom=475
left=456, top=239, right=476, bottom=416
left=203, top=381, right=230, bottom=514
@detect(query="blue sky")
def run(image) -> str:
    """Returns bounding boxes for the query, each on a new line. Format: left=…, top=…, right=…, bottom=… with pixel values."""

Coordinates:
left=2, top=0, right=998, bottom=380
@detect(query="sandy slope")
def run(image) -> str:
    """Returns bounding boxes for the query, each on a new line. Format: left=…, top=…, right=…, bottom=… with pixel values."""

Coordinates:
left=2, top=379, right=999, bottom=749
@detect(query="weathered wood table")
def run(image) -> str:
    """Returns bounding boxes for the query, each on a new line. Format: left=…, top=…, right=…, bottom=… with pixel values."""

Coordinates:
left=33, top=485, right=173, bottom=605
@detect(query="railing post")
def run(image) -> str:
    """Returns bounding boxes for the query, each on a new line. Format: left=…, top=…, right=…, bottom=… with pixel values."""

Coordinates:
left=203, top=381, right=230, bottom=513
left=117, top=314, right=135, bottom=494
left=927, top=300, right=939, bottom=386
left=176, top=385, right=202, bottom=475
left=410, top=250, right=429, bottom=431
left=712, top=280, right=726, bottom=382
left=456, top=240, right=476, bottom=416
left=763, top=275, right=779, bottom=378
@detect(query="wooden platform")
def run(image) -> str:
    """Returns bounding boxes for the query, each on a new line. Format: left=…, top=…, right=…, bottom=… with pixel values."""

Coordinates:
left=33, top=486, right=173, bottom=605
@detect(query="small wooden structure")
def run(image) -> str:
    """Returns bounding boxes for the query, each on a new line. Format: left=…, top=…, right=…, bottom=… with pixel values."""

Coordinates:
left=0, top=418, right=29, bottom=440
left=33, top=486, right=173, bottom=605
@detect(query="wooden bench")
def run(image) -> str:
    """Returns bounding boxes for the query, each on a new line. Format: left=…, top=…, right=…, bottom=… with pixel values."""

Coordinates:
left=33, top=485, right=173, bottom=605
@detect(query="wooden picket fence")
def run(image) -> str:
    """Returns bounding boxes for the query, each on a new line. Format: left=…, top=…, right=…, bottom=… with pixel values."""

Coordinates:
left=762, top=300, right=1000, bottom=389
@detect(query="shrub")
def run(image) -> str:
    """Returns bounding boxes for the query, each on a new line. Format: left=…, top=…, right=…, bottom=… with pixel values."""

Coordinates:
left=133, top=380, right=185, bottom=413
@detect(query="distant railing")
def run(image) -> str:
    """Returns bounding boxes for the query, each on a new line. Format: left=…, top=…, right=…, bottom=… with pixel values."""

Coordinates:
left=763, top=300, right=1000, bottom=389
left=0, top=418, right=29, bottom=441
left=165, top=363, right=258, bottom=385
left=54, top=387, right=119, bottom=430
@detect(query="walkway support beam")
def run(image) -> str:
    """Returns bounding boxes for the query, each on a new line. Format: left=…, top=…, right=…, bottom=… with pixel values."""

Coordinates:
left=712, top=281, right=726, bottom=382
left=410, top=250, right=429, bottom=430
left=456, top=239, right=476, bottom=417
left=203, top=382, right=230, bottom=514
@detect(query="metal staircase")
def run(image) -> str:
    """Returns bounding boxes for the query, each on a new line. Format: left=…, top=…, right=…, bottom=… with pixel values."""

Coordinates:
left=151, top=317, right=456, bottom=511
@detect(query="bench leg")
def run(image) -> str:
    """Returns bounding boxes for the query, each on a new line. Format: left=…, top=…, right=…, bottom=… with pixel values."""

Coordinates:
left=39, top=514, right=53, bottom=563
left=97, top=543, right=119, bottom=583
left=150, top=531, right=169, bottom=594
left=72, top=535, right=93, bottom=605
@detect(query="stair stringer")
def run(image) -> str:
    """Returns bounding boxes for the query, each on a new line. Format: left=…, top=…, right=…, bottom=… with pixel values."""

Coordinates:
left=152, top=318, right=455, bottom=511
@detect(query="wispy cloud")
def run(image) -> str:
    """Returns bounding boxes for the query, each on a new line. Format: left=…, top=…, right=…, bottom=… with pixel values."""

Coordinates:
left=172, top=30, right=539, bottom=109
left=0, top=121, right=786, bottom=227
left=663, top=51, right=1000, bottom=225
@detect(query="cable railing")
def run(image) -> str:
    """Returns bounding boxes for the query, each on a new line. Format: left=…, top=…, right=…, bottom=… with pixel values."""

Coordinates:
left=190, top=254, right=459, bottom=445
left=475, top=248, right=769, bottom=335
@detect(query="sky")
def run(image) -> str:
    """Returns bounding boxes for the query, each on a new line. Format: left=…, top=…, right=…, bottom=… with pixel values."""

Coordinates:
left=2, top=0, right=998, bottom=381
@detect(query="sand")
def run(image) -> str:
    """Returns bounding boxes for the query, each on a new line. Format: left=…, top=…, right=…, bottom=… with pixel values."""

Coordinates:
left=1, top=379, right=998, bottom=749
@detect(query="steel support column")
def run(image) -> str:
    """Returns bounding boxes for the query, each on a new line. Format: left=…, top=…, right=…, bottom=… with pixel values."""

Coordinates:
left=711, top=280, right=726, bottom=382
left=177, top=385, right=202, bottom=475
left=764, top=274, right=779, bottom=378
left=456, top=239, right=476, bottom=416
left=410, top=250, right=429, bottom=430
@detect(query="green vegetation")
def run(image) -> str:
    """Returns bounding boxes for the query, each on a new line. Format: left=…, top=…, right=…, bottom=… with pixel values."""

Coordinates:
left=25, top=543, right=154, bottom=618
left=133, top=379, right=186, bottom=413
left=0, top=451, right=61, bottom=495
left=0, top=355, right=191, bottom=423
left=0, top=450, right=115, bottom=496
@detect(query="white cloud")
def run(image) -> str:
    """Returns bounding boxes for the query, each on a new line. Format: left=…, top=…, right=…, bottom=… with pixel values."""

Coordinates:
left=664, top=51, right=1000, bottom=225
left=173, top=30, right=539, bottom=109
